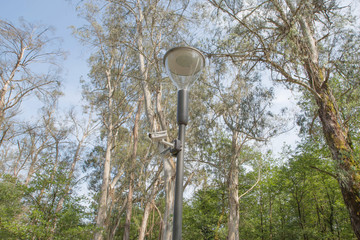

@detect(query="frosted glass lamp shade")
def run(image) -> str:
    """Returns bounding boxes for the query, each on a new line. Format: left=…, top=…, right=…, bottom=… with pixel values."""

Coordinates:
left=164, top=46, right=205, bottom=90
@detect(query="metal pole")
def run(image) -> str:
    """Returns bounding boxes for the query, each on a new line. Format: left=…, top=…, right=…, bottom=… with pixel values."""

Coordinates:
left=172, top=89, right=188, bottom=240
left=173, top=124, right=185, bottom=240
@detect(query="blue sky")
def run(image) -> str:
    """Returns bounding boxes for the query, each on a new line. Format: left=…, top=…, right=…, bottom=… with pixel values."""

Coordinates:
left=0, top=0, right=89, bottom=115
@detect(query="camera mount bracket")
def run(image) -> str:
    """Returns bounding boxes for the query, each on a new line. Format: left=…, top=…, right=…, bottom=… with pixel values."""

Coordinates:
left=149, top=130, right=182, bottom=157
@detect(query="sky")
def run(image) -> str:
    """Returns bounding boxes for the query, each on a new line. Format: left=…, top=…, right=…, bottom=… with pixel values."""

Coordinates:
left=0, top=0, right=90, bottom=115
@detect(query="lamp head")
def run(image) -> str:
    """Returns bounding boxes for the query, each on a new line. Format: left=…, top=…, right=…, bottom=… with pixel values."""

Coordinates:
left=164, top=46, right=205, bottom=90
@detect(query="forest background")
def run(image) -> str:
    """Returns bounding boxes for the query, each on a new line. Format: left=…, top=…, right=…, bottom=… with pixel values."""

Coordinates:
left=1, top=0, right=360, bottom=239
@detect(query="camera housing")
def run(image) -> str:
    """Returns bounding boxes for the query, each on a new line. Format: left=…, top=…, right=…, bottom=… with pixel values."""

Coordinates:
left=148, top=130, right=168, bottom=141
left=148, top=130, right=181, bottom=155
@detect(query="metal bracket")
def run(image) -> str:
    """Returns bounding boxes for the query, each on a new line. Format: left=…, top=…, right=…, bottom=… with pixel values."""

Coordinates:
left=148, top=130, right=182, bottom=157
left=170, top=139, right=182, bottom=156
left=159, top=139, right=182, bottom=157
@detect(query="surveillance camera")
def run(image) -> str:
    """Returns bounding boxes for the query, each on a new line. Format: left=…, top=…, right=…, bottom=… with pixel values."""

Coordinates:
left=148, top=130, right=168, bottom=141
left=148, top=130, right=182, bottom=156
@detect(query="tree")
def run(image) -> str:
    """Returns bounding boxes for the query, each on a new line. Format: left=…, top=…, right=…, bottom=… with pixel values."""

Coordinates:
left=219, top=78, right=283, bottom=240
left=204, top=0, right=360, bottom=237
left=0, top=19, right=63, bottom=147
left=0, top=108, right=96, bottom=240
left=183, top=187, right=228, bottom=240
left=122, top=98, right=142, bottom=240
left=73, top=3, right=138, bottom=238
left=92, top=1, right=192, bottom=239
left=48, top=109, right=97, bottom=238
left=0, top=174, right=24, bottom=239
left=193, top=54, right=287, bottom=239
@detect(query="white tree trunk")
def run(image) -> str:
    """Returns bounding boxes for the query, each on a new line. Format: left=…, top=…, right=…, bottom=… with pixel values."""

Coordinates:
left=94, top=130, right=113, bottom=240
left=228, top=131, right=239, bottom=240
left=136, top=8, right=175, bottom=238
left=95, top=69, right=114, bottom=240
left=123, top=99, right=142, bottom=240
left=139, top=177, right=160, bottom=240
left=162, top=159, right=175, bottom=240
left=138, top=201, right=152, bottom=240
left=122, top=180, right=133, bottom=240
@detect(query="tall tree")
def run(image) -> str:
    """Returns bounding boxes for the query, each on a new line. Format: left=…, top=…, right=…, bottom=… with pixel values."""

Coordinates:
left=101, top=1, right=192, bottom=238
left=73, top=3, right=138, bottom=238
left=0, top=105, right=96, bottom=239
left=0, top=20, right=63, bottom=147
left=205, top=0, right=360, bottom=237
left=122, top=98, right=142, bottom=240
left=193, top=55, right=287, bottom=239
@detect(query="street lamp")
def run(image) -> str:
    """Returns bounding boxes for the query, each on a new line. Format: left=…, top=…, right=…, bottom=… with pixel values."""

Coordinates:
left=164, top=46, right=205, bottom=240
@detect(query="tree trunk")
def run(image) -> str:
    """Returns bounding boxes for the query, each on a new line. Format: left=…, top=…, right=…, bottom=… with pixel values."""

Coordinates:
left=138, top=201, right=153, bottom=240
left=95, top=69, right=115, bottom=240
left=94, top=129, right=113, bottom=240
left=228, top=131, right=239, bottom=240
left=316, top=85, right=360, bottom=239
left=0, top=80, right=10, bottom=125
left=25, top=158, right=37, bottom=186
left=162, top=159, right=175, bottom=240
left=0, top=46, right=24, bottom=126
left=292, top=4, right=360, bottom=237
left=123, top=181, right=134, bottom=240
left=136, top=5, right=175, bottom=238
left=269, top=190, right=273, bottom=240
left=260, top=187, right=264, bottom=240
left=123, top=99, right=142, bottom=240
left=301, top=29, right=360, bottom=238
left=228, top=163, right=239, bottom=240
left=295, top=197, right=307, bottom=240
left=139, top=177, right=160, bottom=240
left=109, top=198, right=128, bottom=240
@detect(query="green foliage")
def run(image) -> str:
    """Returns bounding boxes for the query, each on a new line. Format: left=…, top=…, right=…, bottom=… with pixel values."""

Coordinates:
left=183, top=187, right=228, bottom=240
left=0, top=172, right=95, bottom=240
left=180, top=139, right=356, bottom=240
left=0, top=174, right=25, bottom=239
left=54, top=200, right=95, bottom=240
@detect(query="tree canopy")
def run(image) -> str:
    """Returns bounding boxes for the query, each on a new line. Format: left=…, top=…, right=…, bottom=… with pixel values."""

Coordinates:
left=1, top=0, right=359, bottom=239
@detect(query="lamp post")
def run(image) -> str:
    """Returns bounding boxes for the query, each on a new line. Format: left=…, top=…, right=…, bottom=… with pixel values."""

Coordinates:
left=163, top=46, right=205, bottom=240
